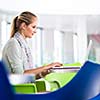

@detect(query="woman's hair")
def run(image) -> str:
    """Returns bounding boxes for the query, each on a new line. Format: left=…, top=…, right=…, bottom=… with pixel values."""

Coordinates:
left=10, top=11, right=37, bottom=38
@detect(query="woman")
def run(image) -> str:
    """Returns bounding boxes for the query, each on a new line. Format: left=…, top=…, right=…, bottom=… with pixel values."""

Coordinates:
left=2, top=11, right=62, bottom=79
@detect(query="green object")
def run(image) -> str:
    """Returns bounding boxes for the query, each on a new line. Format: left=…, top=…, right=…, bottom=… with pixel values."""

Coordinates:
left=47, top=80, right=61, bottom=91
left=45, top=72, right=77, bottom=91
left=13, top=80, right=47, bottom=94
left=63, top=62, right=82, bottom=67
left=35, top=80, right=46, bottom=92
left=44, top=62, right=80, bottom=91
left=13, top=83, right=37, bottom=94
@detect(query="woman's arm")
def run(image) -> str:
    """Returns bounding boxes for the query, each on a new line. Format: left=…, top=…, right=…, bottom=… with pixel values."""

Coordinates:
left=24, top=62, right=63, bottom=78
left=6, top=39, right=24, bottom=73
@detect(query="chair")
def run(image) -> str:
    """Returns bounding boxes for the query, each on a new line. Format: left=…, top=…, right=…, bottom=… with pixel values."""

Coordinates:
left=35, top=79, right=47, bottom=92
left=13, top=80, right=46, bottom=94
left=13, top=83, right=37, bottom=94
left=0, top=60, right=100, bottom=100
left=45, top=72, right=76, bottom=91
left=89, top=93, right=100, bottom=100
left=0, top=61, right=14, bottom=99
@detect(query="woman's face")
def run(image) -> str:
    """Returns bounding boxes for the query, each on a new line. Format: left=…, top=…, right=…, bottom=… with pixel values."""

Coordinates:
left=23, top=18, right=38, bottom=38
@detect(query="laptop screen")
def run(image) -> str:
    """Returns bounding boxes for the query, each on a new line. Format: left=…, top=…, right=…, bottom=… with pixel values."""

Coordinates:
left=85, top=40, right=93, bottom=61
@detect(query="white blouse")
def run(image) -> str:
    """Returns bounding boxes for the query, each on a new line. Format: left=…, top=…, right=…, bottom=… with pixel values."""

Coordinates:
left=2, top=35, right=34, bottom=74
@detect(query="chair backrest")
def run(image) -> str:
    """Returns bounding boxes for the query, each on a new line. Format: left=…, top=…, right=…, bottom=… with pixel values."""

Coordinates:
left=0, top=61, right=14, bottom=99
left=1, top=61, right=100, bottom=100
left=89, top=93, right=100, bottom=100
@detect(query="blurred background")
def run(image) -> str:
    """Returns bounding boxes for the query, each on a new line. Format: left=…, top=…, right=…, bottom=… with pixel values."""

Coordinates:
left=0, top=0, right=100, bottom=66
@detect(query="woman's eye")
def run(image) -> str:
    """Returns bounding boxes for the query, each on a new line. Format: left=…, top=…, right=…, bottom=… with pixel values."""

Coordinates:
left=32, top=26, right=36, bottom=28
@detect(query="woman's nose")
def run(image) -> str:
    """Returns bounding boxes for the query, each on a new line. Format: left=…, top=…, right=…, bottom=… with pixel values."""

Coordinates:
left=33, top=28, right=37, bottom=33
left=34, top=29, right=37, bottom=33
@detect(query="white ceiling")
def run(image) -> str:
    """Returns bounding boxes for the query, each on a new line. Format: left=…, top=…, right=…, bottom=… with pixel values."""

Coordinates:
left=0, top=0, right=100, bottom=15
left=0, top=0, right=100, bottom=34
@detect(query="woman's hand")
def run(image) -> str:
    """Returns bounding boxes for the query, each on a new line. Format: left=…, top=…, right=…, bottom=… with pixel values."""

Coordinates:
left=44, top=62, right=63, bottom=70
left=37, top=62, right=63, bottom=78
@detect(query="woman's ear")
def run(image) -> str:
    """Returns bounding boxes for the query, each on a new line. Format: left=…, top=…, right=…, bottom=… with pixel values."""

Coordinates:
left=20, top=22, right=26, bottom=30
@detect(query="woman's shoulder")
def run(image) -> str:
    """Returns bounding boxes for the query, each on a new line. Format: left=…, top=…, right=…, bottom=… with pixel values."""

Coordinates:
left=8, top=38, right=19, bottom=45
left=5, top=38, right=20, bottom=48
left=2, top=38, right=20, bottom=53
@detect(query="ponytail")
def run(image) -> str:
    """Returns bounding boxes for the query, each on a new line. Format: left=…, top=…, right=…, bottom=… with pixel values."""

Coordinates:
left=10, top=16, right=18, bottom=38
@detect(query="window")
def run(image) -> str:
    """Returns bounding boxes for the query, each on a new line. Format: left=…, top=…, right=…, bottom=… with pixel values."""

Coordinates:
left=29, top=27, right=43, bottom=67
left=54, top=30, right=63, bottom=62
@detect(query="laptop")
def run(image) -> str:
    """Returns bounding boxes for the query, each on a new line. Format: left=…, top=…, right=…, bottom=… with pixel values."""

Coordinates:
left=50, top=40, right=93, bottom=73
